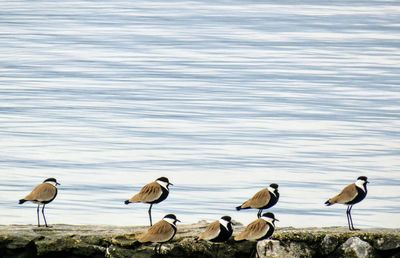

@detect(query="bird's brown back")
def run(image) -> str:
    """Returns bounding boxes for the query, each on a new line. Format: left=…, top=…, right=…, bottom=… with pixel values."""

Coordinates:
left=240, top=188, right=270, bottom=209
left=23, top=183, right=57, bottom=203
left=138, top=220, right=175, bottom=243
left=199, top=220, right=220, bottom=241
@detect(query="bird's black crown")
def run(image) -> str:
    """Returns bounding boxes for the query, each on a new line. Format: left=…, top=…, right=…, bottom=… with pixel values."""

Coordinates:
left=43, top=178, right=58, bottom=183
left=164, top=214, right=178, bottom=221
left=221, top=216, right=232, bottom=222
left=357, top=176, right=368, bottom=181
left=262, top=212, right=276, bottom=220
left=269, top=183, right=279, bottom=189
left=157, top=177, right=170, bottom=183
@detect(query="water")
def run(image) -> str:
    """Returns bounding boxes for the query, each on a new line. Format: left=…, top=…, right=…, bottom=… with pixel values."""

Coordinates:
left=0, top=0, right=399, bottom=228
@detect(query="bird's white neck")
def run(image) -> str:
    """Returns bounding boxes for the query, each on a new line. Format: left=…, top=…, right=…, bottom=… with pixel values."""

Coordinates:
left=45, top=181, right=57, bottom=187
left=219, top=219, right=229, bottom=230
left=163, top=218, right=175, bottom=225
left=157, top=180, right=169, bottom=190
left=355, top=180, right=366, bottom=192
left=260, top=216, right=275, bottom=226
left=268, top=187, right=277, bottom=196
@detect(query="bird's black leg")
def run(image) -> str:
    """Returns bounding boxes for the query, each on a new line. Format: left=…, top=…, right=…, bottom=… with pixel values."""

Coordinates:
left=37, top=204, right=41, bottom=227
left=158, top=243, right=163, bottom=254
left=349, top=205, right=357, bottom=230
left=148, top=204, right=153, bottom=226
left=42, top=204, right=48, bottom=227
left=257, top=209, right=262, bottom=218
left=214, top=243, right=220, bottom=258
left=346, top=206, right=351, bottom=230
left=249, top=243, right=257, bottom=258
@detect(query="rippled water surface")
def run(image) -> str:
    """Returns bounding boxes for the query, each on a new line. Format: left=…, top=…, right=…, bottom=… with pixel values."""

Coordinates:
left=1, top=1, right=399, bottom=228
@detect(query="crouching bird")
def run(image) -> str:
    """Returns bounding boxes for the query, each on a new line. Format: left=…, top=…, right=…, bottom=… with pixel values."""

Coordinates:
left=235, top=212, right=278, bottom=258
left=236, top=183, right=279, bottom=218
left=124, top=177, right=172, bottom=226
left=325, top=176, right=369, bottom=231
left=199, top=215, right=234, bottom=242
left=199, top=216, right=234, bottom=258
left=138, top=214, right=180, bottom=254
left=19, top=178, right=60, bottom=227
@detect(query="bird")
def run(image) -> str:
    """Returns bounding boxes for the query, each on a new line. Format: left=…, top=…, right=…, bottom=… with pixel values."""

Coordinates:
left=138, top=214, right=180, bottom=254
left=199, top=215, right=234, bottom=258
left=236, top=183, right=279, bottom=218
left=199, top=215, right=234, bottom=242
left=234, top=212, right=278, bottom=241
left=124, top=177, right=172, bottom=226
left=325, top=176, right=369, bottom=231
left=18, top=178, right=60, bottom=227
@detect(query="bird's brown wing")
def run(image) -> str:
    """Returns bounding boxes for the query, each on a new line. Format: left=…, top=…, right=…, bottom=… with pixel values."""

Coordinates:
left=129, top=181, right=162, bottom=203
left=23, top=183, right=57, bottom=202
left=240, top=188, right=270, bottom=209
left=329, top=183, right=358, bottom=204
left=199, top=220, right=220, bottom=241
left=234, top=219, right=268, bottom=241
left=138, top=220, right=175, bottom=243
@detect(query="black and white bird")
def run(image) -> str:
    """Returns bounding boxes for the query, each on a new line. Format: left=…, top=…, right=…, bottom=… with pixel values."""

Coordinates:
left=236, top=184, right=279, bottom=218
left=325, top=176, right=369, bottom=231
left=19, top=178, right=60, bottom=227
left=138, top=214, right=180, bottom=254
left=234, top=212, right=278, bottom=241
left=199, top=216, right=234, bottom=242
left=124, top=177, right=172, bottom=226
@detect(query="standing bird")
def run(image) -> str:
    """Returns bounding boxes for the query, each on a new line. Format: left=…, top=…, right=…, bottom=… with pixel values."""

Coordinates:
left=199, top=215, right=234, bottom=242
left=234, top=212, right=278, bottom=241
left=124, top=177, right=172, bottom=226
left=236, top=183, right=279, bottom=218
left=138, top=214, right=180, bottom=254
left=325, top=176, right=369, bottom=231
left=19, top=178, right=60, bottom=227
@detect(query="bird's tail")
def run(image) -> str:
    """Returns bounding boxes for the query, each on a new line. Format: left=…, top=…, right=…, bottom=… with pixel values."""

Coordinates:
left=324, top=199, right=333, bottom=206
left=19, top=199, right=26, bottom=204
left=236, top=205, right=242, bottom=211
left=124, top=200, right=130, bottom=205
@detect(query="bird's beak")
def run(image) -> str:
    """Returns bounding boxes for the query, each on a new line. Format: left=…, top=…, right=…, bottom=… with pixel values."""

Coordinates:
left=176, top=219, right=181, bottom=223
left=169, top=183, right=173, bottom=186
left=56, top=182, right=61, bottom=186
left=274, top=218, right=280, bottom=222
left=366, top=181, right=370, bottom=184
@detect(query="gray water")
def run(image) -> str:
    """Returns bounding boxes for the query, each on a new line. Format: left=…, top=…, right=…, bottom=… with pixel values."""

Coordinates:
left=0, top=0, right=399, bottom=228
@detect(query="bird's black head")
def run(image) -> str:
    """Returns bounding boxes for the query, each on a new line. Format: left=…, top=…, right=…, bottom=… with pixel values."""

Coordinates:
left=157, top=177, right=172, bottom=186
left=43, top=178, right=60, bottom=186
left=164, top=214, right=181, bottom=223
left=269, top=183, right=279, bottom=189
left=262, top=212, right=278, bottom=222
left=357, top=176, right=369, bottom=183
left=220, top=216, right=232, bottom=222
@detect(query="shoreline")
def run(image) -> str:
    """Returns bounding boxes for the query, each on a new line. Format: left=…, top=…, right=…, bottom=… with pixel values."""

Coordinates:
left=1, top=223, right=399, bottom=257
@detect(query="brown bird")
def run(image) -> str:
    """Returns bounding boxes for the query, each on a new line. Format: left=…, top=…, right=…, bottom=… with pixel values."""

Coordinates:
left=325, top=176, right=369, bottom=231
left=236, top=183, right=279, bottom=218
left=199, top=216, right=234, bottom=242
left=19, top=178, right=60, bottom=227
left=234, top=212, right=278, bottom=241
left=124, top=177, right=172, bottom=226
left=138, top=214, right=180, bottom=253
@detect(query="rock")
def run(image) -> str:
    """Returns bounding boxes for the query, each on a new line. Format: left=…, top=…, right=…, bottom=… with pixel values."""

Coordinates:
left=320, top=235, right=340, bottom=255
left=372, top=235, right=400, bottom=250
left=257, top=239, right=315, bottom=258
left=336, top=237, right=376, bottom=258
